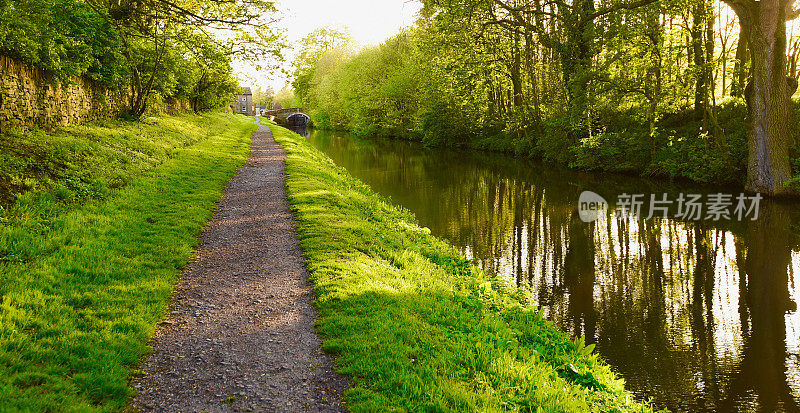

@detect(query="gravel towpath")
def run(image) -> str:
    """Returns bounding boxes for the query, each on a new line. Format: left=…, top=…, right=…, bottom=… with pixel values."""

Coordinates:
left=131, top=119, right=347, bottom=412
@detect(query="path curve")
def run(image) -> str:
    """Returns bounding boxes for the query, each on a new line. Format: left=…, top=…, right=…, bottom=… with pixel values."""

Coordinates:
left=132, top=119, right=347, bottom=412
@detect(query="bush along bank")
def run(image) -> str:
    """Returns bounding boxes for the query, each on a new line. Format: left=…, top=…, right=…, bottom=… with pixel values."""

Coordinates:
left=294, top=30, right=800, bottom=190
left=311, top=96, right=800, bottom=189
left=269, top=123, right=662, bottom=412
left=0, top=112, right=255, bottom=410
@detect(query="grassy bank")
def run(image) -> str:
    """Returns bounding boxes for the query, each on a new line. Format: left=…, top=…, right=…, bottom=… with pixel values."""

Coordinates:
left=270, top=123, right=658, bottom=412
left=0, top=112, right=255, bottom=410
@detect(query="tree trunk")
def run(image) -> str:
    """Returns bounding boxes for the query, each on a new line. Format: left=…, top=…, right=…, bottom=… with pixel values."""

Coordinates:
left=737, top=0, right=794, bottom=194
left=705, top=3, right=715, bottom=109
left=511, top=29, right=523, bottom=108
left=645, top=10, right=663, bottom=145
left=789, top=38, right=800, bottom=80
left=731, top=32, right=749, bottom=97
left=525, top=30, right=544, bottom=132
left=561, top=0, right=596, bottom=139
left=692, top=3, right=707, bottom=119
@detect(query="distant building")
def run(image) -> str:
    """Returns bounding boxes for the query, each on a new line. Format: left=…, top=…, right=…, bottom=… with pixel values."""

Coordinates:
left=235, top=87, right=254, bottom=116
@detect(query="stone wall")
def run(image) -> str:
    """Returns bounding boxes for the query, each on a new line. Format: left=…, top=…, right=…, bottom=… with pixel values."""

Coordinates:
left=0, top=56, right=191, bottom=131
left=0, top=56, right=128, bottom=131
left=155, top=97, right=193, bottom=114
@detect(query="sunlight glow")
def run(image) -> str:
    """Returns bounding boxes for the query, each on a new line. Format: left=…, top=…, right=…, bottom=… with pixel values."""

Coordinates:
left=236, top=0, right=422, bottom=90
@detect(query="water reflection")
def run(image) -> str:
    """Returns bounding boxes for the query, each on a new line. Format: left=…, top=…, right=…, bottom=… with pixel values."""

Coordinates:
left=306, top=130, right=800, bottom=412
left=287, top=125, right=310, bottom=138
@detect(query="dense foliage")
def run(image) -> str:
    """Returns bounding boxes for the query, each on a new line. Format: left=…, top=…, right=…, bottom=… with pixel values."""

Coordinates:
left=271, top=123, right=659, bottom=412
left=0, top=0, right=282, bottom=115
left=0, top=0, right=128, bottom=84
left=293, top=4, right=800, bottom=188
left=274, top=86, right=300, bottom=108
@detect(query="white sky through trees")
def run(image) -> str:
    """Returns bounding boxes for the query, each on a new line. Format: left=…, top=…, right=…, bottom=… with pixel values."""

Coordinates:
left=236, top=0, right=422, bottom=92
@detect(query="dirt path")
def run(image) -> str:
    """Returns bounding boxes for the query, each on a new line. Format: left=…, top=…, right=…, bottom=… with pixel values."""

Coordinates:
left=131, top=119, right=347, bottom=412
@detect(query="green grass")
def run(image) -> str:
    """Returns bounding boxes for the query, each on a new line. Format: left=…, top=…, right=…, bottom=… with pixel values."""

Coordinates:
left=0, top=112, right=256, bottom=410
left=270, top=123, right=661, bottom=412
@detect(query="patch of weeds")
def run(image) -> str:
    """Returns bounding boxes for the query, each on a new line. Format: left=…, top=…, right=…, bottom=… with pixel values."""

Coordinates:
left=129, top=369, right=146, bottom=378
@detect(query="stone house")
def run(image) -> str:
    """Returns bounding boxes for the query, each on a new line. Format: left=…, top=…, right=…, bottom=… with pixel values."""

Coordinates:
left=234, top=87, right=253, bottom=116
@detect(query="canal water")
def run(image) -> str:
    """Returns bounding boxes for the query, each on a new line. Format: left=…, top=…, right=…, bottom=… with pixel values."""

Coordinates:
left=305, top=129, right=800, bottom=412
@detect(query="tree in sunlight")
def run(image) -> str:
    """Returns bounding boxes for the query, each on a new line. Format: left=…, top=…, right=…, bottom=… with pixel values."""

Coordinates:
left=292, top=27, right=355, bottom=107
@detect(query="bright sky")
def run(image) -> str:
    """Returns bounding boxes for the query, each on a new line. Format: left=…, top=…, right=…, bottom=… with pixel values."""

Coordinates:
left=236, top=0, right=422, bottom=92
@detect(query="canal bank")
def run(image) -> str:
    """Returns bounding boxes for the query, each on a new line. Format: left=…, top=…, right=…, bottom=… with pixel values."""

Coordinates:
left=268, top=123, right=657, bottom=412
left=304, top=128, right=800, bottom=412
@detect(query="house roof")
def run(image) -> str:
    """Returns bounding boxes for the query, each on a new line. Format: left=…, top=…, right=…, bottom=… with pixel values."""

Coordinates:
left=241, top=87, right=252, bottom=95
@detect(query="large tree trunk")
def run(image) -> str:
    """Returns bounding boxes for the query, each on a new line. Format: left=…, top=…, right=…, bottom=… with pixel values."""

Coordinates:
left=741, top=2, right=793, bottom=194
left=726, top=0, right=795, bottom=195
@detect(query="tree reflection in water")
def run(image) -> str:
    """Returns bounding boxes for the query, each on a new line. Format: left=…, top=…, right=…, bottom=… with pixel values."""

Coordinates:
left=307, top=130, right=800, bottom=412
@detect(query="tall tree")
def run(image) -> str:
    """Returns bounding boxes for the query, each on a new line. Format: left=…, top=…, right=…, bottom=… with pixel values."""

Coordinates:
left=723, top=0, right=799, bottom=194
left=731, top=31, right=750, bottom=96
left=291, top=27, right=353, bottom=106
left=490, top=0, right=660, bottom=138
left=88, top=0, right=282, bottom=116
left=691, top=0, right=714, bottom=119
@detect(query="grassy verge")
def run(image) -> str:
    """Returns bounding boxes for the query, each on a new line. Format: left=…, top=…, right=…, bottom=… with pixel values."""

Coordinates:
left=270, top=123, right=659, bottom=412
left=0, top=112, right=255, bottom=410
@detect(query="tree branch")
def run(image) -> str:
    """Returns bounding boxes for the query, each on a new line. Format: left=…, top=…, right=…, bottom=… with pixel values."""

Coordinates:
left=582, top=0, right=661, bottom=25
left=156, top=0, right=258, bottom=26
left=491, top=0, right=560, bottom=49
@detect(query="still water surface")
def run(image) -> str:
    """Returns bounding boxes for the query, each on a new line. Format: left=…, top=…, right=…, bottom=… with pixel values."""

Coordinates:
left=306, top=129, right=800, bottom=412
